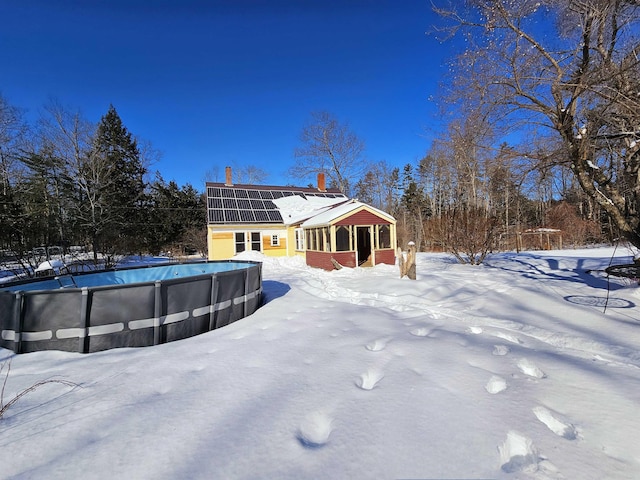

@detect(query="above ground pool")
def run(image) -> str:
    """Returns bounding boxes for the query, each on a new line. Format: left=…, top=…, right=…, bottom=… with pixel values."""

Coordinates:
left=0, top=260, right=262, bottom=354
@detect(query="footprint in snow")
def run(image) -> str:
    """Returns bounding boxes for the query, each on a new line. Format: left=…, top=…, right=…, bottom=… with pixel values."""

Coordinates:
left=492, top=345, right=510, bottom=356
left=533, top=406, right=578, bottom=440
left=297, top=411, right=333, bottom=448
left=365, top=339, right=387, bottom=352
left=517, top=358, right=546, bottom=379
left=410, top=327, right=431, bottom=337
left=498, top=431, right=540, bottom=473
left=485, top=375, right=508, bottom=394
left=356, top=369, right=384, bottom=391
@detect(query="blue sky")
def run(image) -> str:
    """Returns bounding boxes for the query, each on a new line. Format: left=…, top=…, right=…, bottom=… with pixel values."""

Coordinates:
left=1, top=0, right=458, bottom=189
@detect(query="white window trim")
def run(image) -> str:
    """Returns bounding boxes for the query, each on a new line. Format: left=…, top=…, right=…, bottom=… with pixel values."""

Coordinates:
left=295, top=228, right=305, bottom=251
left=270, top=234, right=280, bottom=247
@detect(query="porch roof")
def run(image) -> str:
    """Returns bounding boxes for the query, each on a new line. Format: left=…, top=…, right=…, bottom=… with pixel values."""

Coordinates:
left=301, top=199, right=395, bottom=228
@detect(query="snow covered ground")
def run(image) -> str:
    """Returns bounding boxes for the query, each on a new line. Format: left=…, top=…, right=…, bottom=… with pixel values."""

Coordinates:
left=1, top=246, right=639, bottom=479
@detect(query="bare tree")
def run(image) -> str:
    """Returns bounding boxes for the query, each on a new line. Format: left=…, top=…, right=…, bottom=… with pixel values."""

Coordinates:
left=233, top=164, right=269, bottom=184
left=353, top=160, right=398, bottom=212
left=290, top=111, right=366, bottom=195
left=435, top=0, right=640, bottom=248
left=0, top=95, right=27, bottom=197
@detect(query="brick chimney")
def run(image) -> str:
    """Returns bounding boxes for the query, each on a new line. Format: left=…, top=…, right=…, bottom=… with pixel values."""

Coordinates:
left=317, top=172, right=326, bottom=192
left=225, top=166, right=233, bottom=186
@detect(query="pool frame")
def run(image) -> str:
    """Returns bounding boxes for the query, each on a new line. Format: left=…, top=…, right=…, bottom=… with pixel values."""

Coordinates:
left=0, top=260, right=262, bottom=354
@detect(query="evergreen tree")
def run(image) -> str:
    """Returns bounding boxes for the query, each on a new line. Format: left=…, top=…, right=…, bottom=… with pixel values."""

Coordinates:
left=147, top=176, right=206, bottom=255
left=400, top=164, right=431, bottom=249
left=88, top=105, right=147, bottom=259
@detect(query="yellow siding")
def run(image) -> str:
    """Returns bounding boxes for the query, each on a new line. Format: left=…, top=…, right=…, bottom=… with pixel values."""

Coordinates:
left=286, top=227, right=297, bottom=256
left=208, top=229, right=235, bottom=260
left=262, top=234, right=287, bottom=257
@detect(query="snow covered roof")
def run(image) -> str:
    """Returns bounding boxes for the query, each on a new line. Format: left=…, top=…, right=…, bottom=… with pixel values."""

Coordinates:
left=301, top=199, right=395, bottom=228
left=205, top=183, right=346, bottom=225
left=205, top=179, right=394, bottom=228
left=272, top=195, right=349, bottom=225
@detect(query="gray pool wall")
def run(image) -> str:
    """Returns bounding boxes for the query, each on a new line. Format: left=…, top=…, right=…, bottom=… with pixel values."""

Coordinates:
left=0, top=260, right=262, bottom=354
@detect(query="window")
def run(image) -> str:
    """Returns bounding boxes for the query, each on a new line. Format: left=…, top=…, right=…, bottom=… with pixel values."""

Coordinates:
left=295, top=228, right=305, bottom=251
left=378, top=225, right=391, bottom=249
left=336, top=225, right=350, bottom=251
left=271, top=234, right=280, bottom=247
left=235, top=232, right=245, bottom=254
left=318, top=228, right=325, bottom=251
left=251, top=232, right=261, bottom=251
left=309, top=229, right=316, bottom=251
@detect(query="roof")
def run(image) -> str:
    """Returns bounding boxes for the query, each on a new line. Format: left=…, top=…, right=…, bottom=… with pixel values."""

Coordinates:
left=206, top=182, right=346, bottom=225
left=301, top=199, right=396, bottom=228
left=273, top=195, right=350, bottom=225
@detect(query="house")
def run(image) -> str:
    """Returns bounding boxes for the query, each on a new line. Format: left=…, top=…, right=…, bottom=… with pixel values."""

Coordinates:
left=206, top=168, right=397, bottom=270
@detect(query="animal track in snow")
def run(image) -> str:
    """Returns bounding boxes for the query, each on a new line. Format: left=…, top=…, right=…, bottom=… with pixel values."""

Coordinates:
left=485, top=375, right=507, bottom=394
left=498, top=431, right=540, bottom=473
left=356, top=369, right=384, bottom=391
left=533, top=406, right=577, bottom=440
left=492, top=345, right=510, bottom=356
left=517, top=358, right=546, bottom=378
left=297, top=411, right=333, bottom=448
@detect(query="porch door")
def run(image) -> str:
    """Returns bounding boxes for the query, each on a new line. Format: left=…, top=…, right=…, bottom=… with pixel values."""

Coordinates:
left=356, top=226, right=372, bottom=266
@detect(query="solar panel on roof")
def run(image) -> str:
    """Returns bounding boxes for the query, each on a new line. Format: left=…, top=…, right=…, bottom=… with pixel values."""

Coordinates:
left=223, top=198, right=237, bottom=209
left=209, top=210, right=224, bottom=222
left=207, top=184, right=347, bottom=225
left=225, top=210, right=240, bottom=222
left=267, top=211, right=282, bottom=222
left=239, top=210, right=255, bottom=222
left=254, top=210, right=269, bottom=222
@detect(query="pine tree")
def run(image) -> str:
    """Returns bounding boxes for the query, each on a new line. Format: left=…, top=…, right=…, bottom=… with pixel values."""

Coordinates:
left=89, top=105, right=147, bottom=259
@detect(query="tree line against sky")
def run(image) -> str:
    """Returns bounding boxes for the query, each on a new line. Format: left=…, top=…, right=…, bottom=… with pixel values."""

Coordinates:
left=1, top=0, right=639, bottom=269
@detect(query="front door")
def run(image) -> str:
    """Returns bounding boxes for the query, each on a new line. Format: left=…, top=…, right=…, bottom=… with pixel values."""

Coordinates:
left=356, top=226, right=372, bottom=266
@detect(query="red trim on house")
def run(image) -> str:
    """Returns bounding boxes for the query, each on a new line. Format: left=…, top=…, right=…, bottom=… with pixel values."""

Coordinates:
left=335, top=210, right=391, bottom=226
left=306, top=251, right=356, bottom=270
left=375, top=249, right=396, bottom=266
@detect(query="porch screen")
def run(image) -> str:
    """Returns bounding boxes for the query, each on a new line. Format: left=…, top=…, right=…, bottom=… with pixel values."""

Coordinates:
left=378, top=225, right=391, bottom=249
left=336, top=225, right=350, bottom=251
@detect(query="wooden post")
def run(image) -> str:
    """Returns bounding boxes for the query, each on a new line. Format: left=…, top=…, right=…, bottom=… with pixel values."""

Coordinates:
left=398, top=241, right=417, bottom=280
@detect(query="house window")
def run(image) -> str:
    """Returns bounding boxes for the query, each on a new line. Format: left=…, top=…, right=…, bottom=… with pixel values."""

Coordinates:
left=250, top=232, right=261, bottom=251
left=271, top=234, right=280, bottom=247
left=336, top=225, right=350, bottom=251
left=378, top=225, right=391, bottom=249
left=295, top=228, right=305, bottom=251
left=235, top=232, right=246, bottom=254
left=318, top=228, right=325, bottom=251
left=307, top=229, right=315, bottom=251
